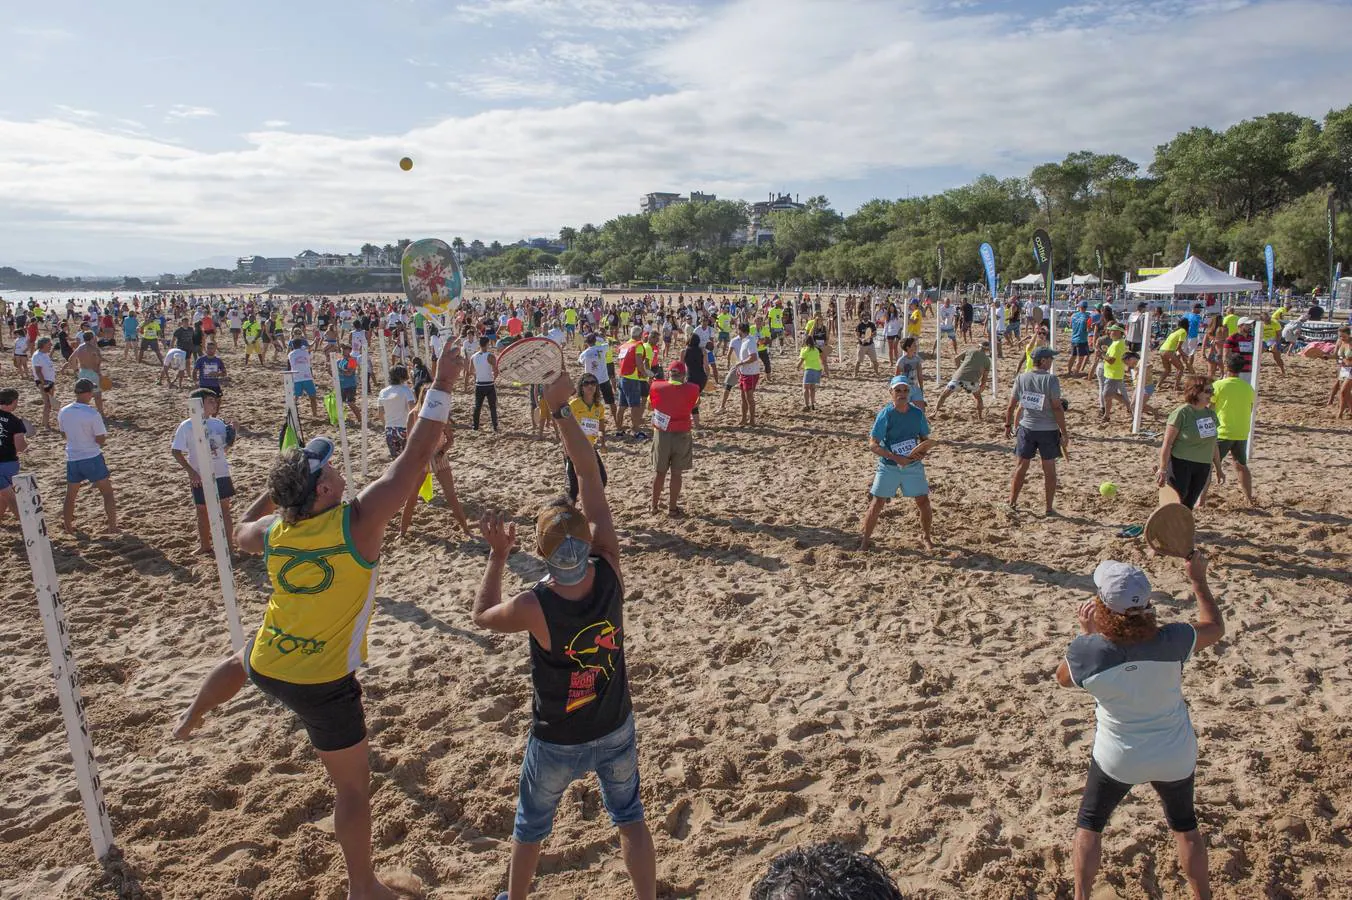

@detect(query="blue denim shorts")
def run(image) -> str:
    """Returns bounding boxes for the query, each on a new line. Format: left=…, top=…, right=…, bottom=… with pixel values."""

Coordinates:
left=66, top=454, right=110, bottom=485
left=0, top=460, right=19, bottom=491
left=870, top=460, right=928, bottom=499
left=803, top=368, right=822, bottom=385
left=618, top=378, right=644, bottom=408
left=513, top=714, right=644, bottom=843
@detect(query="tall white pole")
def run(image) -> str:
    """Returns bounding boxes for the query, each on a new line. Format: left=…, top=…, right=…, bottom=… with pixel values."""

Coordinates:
left=376, top=325, right=391, bottom=385
left=988, top=303, right=999, bottom=403
left=359, top=348, right=370, bottom=482
left=835, top=297, right=843, bottom=365
left=188, top=398, right=244, bottom=651
left=1131, top=311, right=1152, bottom=434
left=330, top=357, right=355, bottom=501
left=13, top=475, right=116, bottom=862
left=1246, top=333, right=1262, bottom=462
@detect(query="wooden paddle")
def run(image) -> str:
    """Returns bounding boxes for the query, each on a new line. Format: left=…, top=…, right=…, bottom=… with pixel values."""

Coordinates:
left=1146, top=483, right=1195, bottom=558
left=496, top=336, right=566, bottom=386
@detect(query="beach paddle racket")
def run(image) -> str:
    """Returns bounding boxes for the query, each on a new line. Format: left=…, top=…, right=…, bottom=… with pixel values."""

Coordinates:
left=1145, top=500, right=1195, bottom=558
left=401, top=239, right=464, bottom=318
left=496, top=336, right=565, bottom=386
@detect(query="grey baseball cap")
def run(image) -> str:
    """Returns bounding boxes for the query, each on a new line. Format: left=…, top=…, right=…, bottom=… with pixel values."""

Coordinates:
left=1093, top=560, right=1151, bottom=614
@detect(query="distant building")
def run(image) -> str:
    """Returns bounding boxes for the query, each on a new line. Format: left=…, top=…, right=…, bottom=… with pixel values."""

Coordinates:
left=519, top=237, right=567, bottom=254
left=689, top=191, right=717, bottom=204
left=237, top=255, right=296, bottom=275
left=747, top=193, right=805, bottom=245
left=291, top=249, right=394, bottom=270
left=641, top=192, right=684, bottom=214
left=527, top=267, right=583, bottom=290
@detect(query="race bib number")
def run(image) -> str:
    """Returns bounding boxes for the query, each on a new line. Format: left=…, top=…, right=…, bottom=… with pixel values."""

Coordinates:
left=1238, top=340, right=1253, bottom=353
left=1196, top=417, right=1217, bottom=439
left=890, top=439, right=917, bottom=458
left=652, top=410, right=671, bottom=432
left=580, top=417, right=600, bottom=437
left=1019, top=392, right=1046, bottom=412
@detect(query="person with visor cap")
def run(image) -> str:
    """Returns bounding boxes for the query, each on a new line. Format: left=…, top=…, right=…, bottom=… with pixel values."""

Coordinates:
left=860, top=375, right=934, bottom=551
left=173, top=346, right=466, bottom=900
left=1054, top=553, right=1226, bottom=900
left=474, top=372, right=657, bottom=900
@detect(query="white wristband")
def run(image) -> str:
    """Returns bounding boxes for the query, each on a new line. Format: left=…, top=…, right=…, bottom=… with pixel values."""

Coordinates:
left=419, top=388, right=452, bottom=422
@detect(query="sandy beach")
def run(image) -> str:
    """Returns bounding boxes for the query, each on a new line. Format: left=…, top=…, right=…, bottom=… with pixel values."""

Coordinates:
left=1, top=317, right=1349, bottom=899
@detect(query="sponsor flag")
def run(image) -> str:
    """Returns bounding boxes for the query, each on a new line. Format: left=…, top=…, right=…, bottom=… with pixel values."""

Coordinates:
left=979, top=242, right=998, bottom=299
left=1264, top=244, right=1275, bottom=298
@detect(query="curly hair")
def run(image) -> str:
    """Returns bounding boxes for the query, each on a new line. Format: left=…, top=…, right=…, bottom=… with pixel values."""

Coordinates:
left=267, top=449, right=314, bottom=525
left=1182, top=375, right=1211, bottom=405
left=751, top=842, right=904, bottom=900
left=1093, top=596, right=1159, bottom=645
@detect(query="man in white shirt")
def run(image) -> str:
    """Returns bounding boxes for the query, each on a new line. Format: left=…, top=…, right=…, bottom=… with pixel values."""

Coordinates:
left=58, top=378, right=117, bottom=533
left=719, top=322, right=763, bottom=425
left=377, top=365, right=417, bottom=457
left=160, top=347, right=189, bottom=388
left=170, top=388, right=236, bottom=554
left=30, top=337, right=58, bottom=430
left=287, top=339, right=321, bottom=419
left=578, top=333, right=616, bottom=421
left=937, top=299, right=958, bottom=356
left=547, top=323, right=566, bottom=347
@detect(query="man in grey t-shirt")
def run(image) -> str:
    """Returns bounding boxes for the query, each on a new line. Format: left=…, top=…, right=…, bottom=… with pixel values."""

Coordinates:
left=1003, top=348, right=1069, bottom=515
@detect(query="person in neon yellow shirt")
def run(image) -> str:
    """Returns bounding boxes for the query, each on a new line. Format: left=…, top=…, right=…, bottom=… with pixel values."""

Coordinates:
left=1099, top=324, right=1131, bottom=421
left=716, top=311, right=733, bottom=351
left=1222, top=311, right=1239, bottom=336
left=768, top=304, right=784, bottom=349
left=1157, top=320, right=1188, bottom=390
left=1260, top=311, right=1287, bottom=376
left=797, top=334, right=829, bottom=411
left=563, top=306, right=579, bottom=345
left=174, top=348, right=466, bottom=900
left=906, top=300, right=923, bottom=339
left=1208, top=354, right=1256, bottom=505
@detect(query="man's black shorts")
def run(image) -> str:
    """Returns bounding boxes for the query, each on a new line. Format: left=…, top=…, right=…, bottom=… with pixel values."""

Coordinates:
left=244, top=637, right=367, bottom=752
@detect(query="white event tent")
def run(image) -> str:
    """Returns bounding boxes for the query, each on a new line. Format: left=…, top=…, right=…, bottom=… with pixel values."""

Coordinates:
left=1011, top=273, right=1044, bottom=286
left=1055, top=274, right=1100, bottom=286
left=1126, top=256, right=1260, bottom=295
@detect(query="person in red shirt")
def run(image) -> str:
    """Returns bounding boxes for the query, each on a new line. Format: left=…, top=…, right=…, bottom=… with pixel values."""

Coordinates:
left=648, top=361, right=701, bottom=516
left=506, top=312, right=524, bottom=337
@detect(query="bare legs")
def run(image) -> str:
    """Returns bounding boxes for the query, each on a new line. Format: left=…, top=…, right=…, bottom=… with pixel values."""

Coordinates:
left=1074, top=827, right=1210, bottom=900
left=506, top=822, right=655, bottom=900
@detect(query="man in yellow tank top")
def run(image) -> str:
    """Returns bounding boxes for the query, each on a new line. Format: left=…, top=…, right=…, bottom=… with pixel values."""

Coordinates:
left=174, top=348, right=465, bottom=900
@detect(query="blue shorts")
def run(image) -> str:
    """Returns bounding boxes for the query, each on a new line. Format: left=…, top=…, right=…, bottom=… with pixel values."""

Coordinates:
left=618, top=378, right=644, bottom=408
left=294, top=378, right=317, bottom=398
left=191, top=476, right=236, bottom=506
left=870, top=461, right=928, bottom=499
left=1072, top=341, right=1091, bottom=357
left=565, top=324, right=576, bottom=334
left=66, top=454, right=110, bottom=485
left=1015, top=427, right=1062, bottom=461
left=513, top=714, right=644, bottom=843
left=804, top=368, right=822, bottom=385
left=0, top=460, right=19, bottom=491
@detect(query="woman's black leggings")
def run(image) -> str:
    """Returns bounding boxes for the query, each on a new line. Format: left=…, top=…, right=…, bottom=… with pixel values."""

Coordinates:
left=473, top=383, right=498, bottom=430
left=1076, top=757, right=1197, bottom=833
left=1168, top=456, right=1211, bottom=508
left=565, top=449, right=608, bottom=502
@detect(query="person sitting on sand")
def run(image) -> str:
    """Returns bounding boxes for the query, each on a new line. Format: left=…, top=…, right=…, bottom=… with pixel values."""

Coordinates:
left=1055, top=554, right=1225, bottom=900
left=860, top=377, right=934, bottom=551
left=473, top=373, right=657, bottom=900
left=752, top=842, right=904, bottom=900
left=173, top=347, right=464, bottom=900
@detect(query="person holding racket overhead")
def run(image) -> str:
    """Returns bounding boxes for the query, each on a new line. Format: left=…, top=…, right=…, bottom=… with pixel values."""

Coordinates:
left=173, top=345, right=466, bottom=900
left=1055, top=552, right=1225, bottom=900
left=474, top=372, right=657, bottom=900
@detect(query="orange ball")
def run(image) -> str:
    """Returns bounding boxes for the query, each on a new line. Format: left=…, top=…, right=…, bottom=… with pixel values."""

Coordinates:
left=399, top=157, right=413, bottom=171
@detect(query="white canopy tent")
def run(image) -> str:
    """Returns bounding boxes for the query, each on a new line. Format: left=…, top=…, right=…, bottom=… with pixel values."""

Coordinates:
left=1011, top=273, right=1044, bottom=286
left=1055, top=274, right=1100, bottom=286
left=1126, top=256, right=1260, bottom=295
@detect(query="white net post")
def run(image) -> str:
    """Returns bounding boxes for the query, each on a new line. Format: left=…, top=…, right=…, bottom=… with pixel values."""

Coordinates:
left=423, top=321, right=432, bottom=360
left=1246, top=336, right=1262, bottom=462
left=330, top=356, right=355, bottom=501
left=13, top=475, right=116, bottom=861
left=988, top=303, right=999, bottom=403
left=188, top=398, right=244, bottom=651
left=282, top=372, right=302, bottom=447
left=1131, top=311, right=1152, bottom=434
left=359, top=348, right=370, bottom=482
left=376, top=326, right=391, bottom=385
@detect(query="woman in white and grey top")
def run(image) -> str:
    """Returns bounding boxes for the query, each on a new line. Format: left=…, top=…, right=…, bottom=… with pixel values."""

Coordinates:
left=1055, top=553, right=1226, bottom=900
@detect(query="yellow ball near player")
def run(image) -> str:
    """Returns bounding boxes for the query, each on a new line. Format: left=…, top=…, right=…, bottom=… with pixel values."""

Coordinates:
left=399, top=157, right=413, bottom=171
left=1099, top=481, right=1118, bottom=498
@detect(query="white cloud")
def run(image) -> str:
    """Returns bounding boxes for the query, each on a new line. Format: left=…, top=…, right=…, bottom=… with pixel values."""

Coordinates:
left=262, top=119, right=290, bottom=128
left=53, top=105, right=100, bottom=121
left=453, top=0, right=700, bottom=31
left=2, top=0, right=1351, bottom=258
left=165, top=105, right=218, bottom=120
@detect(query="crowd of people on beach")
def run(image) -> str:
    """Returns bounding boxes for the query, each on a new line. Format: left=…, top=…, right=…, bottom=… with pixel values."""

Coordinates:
left=2, top=285, right=1350, bottom=898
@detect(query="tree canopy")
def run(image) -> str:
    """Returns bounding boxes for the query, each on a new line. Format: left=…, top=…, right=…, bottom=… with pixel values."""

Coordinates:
left=463, top=106, right=1351, bottom=292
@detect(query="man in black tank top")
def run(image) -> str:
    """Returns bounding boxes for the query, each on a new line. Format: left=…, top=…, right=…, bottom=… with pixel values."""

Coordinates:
left=473, top=373, right=656, bottom=900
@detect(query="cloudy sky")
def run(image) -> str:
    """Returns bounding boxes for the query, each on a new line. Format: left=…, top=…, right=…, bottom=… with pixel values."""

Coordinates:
left=3, top=0, right=1351, bottom=274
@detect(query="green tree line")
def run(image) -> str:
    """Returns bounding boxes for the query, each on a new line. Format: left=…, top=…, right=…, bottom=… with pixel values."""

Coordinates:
left=464, top=106, right=1352, bottom=292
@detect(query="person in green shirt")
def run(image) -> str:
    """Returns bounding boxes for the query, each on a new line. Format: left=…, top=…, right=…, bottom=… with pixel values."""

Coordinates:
left=1260, top=310, right=1287, bottom=376
left=1156, top=320, right=1188, bottom=390
left=797, top=335, right=828, bottom=411
left=1207, top=354, right=1256, bottom=506
left=1098, top=324, right=1130, bottom=422
left=1221, top=310, right=1239, bottom=337
left=1157, top=376, right=1222, bottom=508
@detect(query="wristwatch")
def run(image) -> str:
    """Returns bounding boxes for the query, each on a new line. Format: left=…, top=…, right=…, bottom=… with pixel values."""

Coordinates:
left=552, top=404, right=573, bottom=420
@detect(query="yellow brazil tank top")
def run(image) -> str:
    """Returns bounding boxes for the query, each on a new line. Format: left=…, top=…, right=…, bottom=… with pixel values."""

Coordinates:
left=249, top=503, right=378, bottom=684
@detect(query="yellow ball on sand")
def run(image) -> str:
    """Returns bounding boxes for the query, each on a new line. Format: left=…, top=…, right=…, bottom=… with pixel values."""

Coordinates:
left=399, top=157, right=413, bottom=171
left=1099, top=482, right=1118, bottom=498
